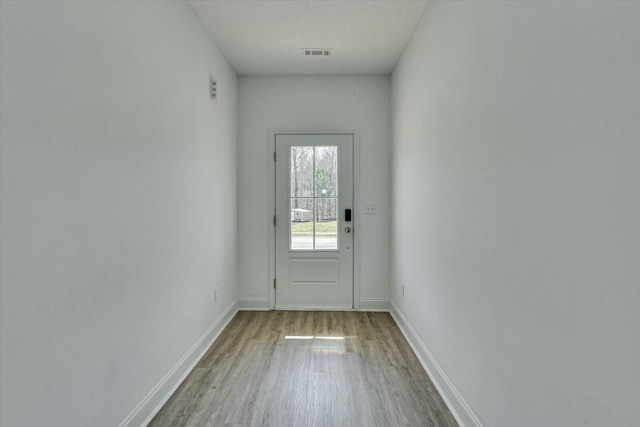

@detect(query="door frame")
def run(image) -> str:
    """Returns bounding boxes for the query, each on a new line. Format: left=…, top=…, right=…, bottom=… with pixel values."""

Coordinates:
left=267, top=129, right=361, bottom=310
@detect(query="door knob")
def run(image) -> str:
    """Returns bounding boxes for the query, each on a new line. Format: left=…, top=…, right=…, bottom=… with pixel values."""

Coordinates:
left=344, top=227, right=351, bottom=233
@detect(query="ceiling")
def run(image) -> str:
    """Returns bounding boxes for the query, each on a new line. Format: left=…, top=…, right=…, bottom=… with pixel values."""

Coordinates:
left=189, top=0, right=429, bottom=76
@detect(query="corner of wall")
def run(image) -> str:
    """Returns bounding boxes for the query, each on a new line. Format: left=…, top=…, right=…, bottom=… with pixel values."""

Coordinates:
left=118, top=299, right=238, bottom=427
left=237, top=297, right=270, bottom=311
left=389, top=301, right=483, bottom=427
left=359, top=298, right=390, bottom=312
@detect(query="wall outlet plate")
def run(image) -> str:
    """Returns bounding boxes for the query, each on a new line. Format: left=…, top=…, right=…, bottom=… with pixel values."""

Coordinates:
left=365, top=204, right=376, bottom=215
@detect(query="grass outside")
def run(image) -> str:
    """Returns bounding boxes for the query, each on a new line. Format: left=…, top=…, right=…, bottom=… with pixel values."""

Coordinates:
left=291, top=220, right=337, bottom=235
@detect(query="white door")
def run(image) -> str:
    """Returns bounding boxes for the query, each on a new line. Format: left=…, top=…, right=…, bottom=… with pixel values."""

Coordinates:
left=275, top=134, right=354, bottom=309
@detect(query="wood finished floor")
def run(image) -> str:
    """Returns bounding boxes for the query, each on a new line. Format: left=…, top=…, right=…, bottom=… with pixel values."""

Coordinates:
left=150, top=311, right=458, bottom=427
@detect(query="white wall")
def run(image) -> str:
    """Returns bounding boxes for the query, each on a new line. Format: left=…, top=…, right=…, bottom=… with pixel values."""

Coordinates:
left=0, top=2, right=237, bottom=426
left=391, top=1, right=640, bottom=426
left=238, top=76, right=390, bottom=309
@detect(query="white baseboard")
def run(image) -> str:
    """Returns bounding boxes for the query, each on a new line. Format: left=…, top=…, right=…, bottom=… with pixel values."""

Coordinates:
left=238, top=297, right=391, bottom=312
left=389, top=300, right=482, bottom=427
left=359, top=298, right=390, bottom=311
left=275, top=304, right=352, bottom=311
left=118, top=299, right=238, bottom=427
left=237, top=297, right=270, bottom=310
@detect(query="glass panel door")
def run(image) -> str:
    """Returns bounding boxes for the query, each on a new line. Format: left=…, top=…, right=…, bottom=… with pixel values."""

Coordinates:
left=275, top=134, right=353, bottom=309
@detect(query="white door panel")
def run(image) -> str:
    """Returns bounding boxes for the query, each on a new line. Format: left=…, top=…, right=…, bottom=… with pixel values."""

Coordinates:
left=275, top=134, right=353, bottom=309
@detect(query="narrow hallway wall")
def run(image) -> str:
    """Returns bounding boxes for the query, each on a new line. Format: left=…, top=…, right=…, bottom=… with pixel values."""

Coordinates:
left=0, top=2, right=238, bottom=426
left=391, top=1, right=640, bottom=426
left=238, top=76, right=391, bottom=310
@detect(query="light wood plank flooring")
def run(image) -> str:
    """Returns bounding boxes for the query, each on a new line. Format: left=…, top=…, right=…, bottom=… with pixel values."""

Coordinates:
left=150, top=311, right=458, bottom=427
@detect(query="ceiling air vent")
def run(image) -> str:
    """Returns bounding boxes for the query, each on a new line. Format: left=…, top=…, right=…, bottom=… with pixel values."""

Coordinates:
left=303, top=48, right=332, bottom=57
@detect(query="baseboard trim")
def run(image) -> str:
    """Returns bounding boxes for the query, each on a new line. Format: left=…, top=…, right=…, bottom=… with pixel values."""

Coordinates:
left=389, top=301, right=482, bottom=427
left=118, top=299, right=238, bottom=427
left=237, top=297, right=270, bottom=311
left=239, top=297, right=391, bottom=312
left=275, top=304, right=353, bottom=311
left=359, top=298, right=390, bottom=311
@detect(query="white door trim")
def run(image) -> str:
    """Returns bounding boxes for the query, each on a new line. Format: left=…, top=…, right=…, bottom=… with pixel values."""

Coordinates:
left=267, top=129, right=361, bottom=311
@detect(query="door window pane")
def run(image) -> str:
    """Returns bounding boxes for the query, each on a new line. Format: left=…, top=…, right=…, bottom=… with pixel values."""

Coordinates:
left=290, top=146, right=313, bottom=197
left=290, top=145, right=339, bottom=250
left=315, top=146, right=338, bottom=197
left=291, top=198, right=314, bottom=250
left=315, top=198, right=337, bottom=249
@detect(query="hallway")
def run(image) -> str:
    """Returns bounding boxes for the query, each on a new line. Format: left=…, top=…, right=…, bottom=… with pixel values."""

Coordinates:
left=3, top=1, right=640, bottom=426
